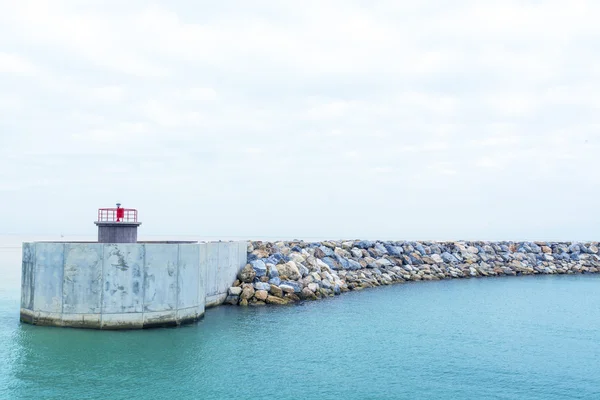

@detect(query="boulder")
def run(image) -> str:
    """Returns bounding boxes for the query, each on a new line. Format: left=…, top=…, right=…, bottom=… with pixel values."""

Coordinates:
left=319, top=246, right=335, bottom=257
left=255, top=290, right=268, bottom=301
left=269, top=277, right=281, bottom=286
left=279, top=280, right=302, bottom=293
left=430, top=254, right=443, bottom=264
left=356, top=240, right=374, bottom=249
left=254, top=282, right=270, bottom=291
left=441, top=252, right=459, bottom=263
left=266, top=295, right=289, bottom=305
left=238, top=264, right=256, bottom=283
left=240, top=286, right=255, bottom=300
left=351, top=248, right=363, bottom=258
left=376, top=258, right=393, bottom=267
left=316, top=259, right=332, bottom=272
left=321, top=279, right=333, bottom=289
left=266, top=296, right=289, bottom=306
left=265, top=253, right=288, bottom=265
left=334, top=247, right=350, bottom=258
left=301, top=287, right=318, bottom=300
left=249, top=260, right=267, bottom=277
left=384, top=245, right=403, bottom=257
left=314, top=247, right=326, bottom=258
left=298, top=264, right=310, bottom=277
left=252, top=249, right=269, bottom=259
left=228, top=287, right=242, bottom=296
left=289, top=253, right=305, bottom=264
left=373, top=243, right=388, bottom=256
left=276, top=261, right=301, bottom=280
left=347, top=259, right=362, bottom=270
left=225, top=295, right=239, bottom=305
left=266, top=263, right=278, bottom=278
left=269, top=284, right=284, bottom=298
left=334, top=255, right=350, bottom=270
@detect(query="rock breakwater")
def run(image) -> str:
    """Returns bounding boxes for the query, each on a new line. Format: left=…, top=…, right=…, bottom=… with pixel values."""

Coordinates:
left=225, top=240, right=600, bottom=306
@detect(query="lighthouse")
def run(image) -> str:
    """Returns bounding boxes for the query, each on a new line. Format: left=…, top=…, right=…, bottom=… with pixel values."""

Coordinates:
left=19, top=204, right=247, bottom=329
left=94, top=203, right=142, bottom=243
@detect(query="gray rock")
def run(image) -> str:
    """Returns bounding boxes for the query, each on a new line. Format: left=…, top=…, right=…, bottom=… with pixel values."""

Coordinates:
left=228, top=287, right=242, bottom=296
left=269, top=284, right=284, bottom=297
left=250, top=260, right=267, bottom=277
left=269, top=277, right=281, bottom=286
left=321, top=257, right=338, bottom=270
left=376, top=258, right=393, bottom=267
left=356, top=240, right=374, bottom=249
left=254, top=282, right=271, bottom=291
left=415, top=244, right=427, bottom=255
left=298, top=264, right=310, bottom=277
left=441, top=252, right=459, bottom=263
left=334, top=255, right=350, bottom=270
left=267, top=263, right=279, bottom=279
left=319, top=246, right=335, bottom=257
left=238, top=264, right=257, bottom=283
left=351, top=248, right=363, bottom=258
left=240, top=286, right=255, bottom=300
left=384, top=245, right=403, bottom=257
left=301, top=287, right=318, bottom=300
left=568, top=243, right=580, bottom=253
left=347, top=259, right=362, bottom=270
left=279, top=280, right=302, bottom=293
left=265, top=253, right=288, bottom=265
left=373, top=243, right=388, bottom=256
left=255, top=290, right=268, bottom=301
left=431, top=254, right=443, bottom=264
left=276, top=261, right=301, bottom=280
left=321, top=279, right=333, bottom=289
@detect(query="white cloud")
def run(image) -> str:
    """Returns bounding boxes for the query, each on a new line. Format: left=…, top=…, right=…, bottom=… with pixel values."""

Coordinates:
left=0, top=52, right=39, bottom=75
left=0, top=0, right=599, bottom=240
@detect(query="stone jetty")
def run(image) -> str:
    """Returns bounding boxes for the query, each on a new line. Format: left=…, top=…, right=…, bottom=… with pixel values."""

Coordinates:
left=225, top=240, right=600, bottom=306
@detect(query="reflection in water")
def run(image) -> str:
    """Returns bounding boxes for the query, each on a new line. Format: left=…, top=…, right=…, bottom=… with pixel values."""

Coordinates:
left=9, top=321, right=213, bottom=398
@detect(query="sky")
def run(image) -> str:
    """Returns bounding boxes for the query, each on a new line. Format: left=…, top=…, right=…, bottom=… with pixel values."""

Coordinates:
left=0, top=0, right=599, bottom=241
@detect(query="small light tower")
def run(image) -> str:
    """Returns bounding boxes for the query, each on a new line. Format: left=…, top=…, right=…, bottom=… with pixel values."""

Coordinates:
left=94, top=203, right=142, bottom=243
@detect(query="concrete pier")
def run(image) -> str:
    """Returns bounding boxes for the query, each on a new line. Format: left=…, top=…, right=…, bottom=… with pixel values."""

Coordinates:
left=20, top=241, right=247, bottom=329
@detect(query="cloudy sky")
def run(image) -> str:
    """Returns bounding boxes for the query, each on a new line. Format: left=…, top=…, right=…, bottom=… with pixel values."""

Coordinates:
left=0, top=0, right=599, bottom=241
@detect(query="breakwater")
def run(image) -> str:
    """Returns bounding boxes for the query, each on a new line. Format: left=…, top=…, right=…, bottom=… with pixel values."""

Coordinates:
left=225, top=240, right=600, bottom=306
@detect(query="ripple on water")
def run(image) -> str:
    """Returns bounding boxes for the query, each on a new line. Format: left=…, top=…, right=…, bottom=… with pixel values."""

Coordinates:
left=1, top=272, right=600, bottom=400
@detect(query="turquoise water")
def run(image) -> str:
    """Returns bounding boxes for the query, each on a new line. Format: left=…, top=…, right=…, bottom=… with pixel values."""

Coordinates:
left=1, top=242, right=600, bottom=399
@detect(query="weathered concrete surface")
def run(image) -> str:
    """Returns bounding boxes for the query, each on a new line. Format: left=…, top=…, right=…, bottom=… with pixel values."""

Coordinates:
left=63, top=243, right=102, bottom=315
left=33, top=243, right=64, bottom=315
left=102, top=244, right=144, bottom=314
left=177, top=244, right=202, bottom=321
left=20, top=243, right=35, bottom=311
left=144, top=244, right=178, bottom=313
left=205, top=241, right=248, bottom=308
left=20, top=240, right=247, bottom=329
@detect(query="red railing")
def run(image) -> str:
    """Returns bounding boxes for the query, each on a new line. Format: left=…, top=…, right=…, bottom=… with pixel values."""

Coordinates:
left=97, top=208, right=138, bottom=222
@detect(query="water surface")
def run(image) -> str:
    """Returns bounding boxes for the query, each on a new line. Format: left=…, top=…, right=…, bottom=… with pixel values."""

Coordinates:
left=1, top=238, right=599, bottom=399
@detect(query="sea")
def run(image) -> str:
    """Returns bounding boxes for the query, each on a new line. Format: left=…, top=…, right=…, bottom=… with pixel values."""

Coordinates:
left=1, top=235, right=599, bottom=399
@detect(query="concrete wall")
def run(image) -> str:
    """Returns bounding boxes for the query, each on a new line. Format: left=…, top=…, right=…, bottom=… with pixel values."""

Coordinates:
left=204, top=241, right=248, bottom=308
left=20, top=240, right=247, bottom=329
